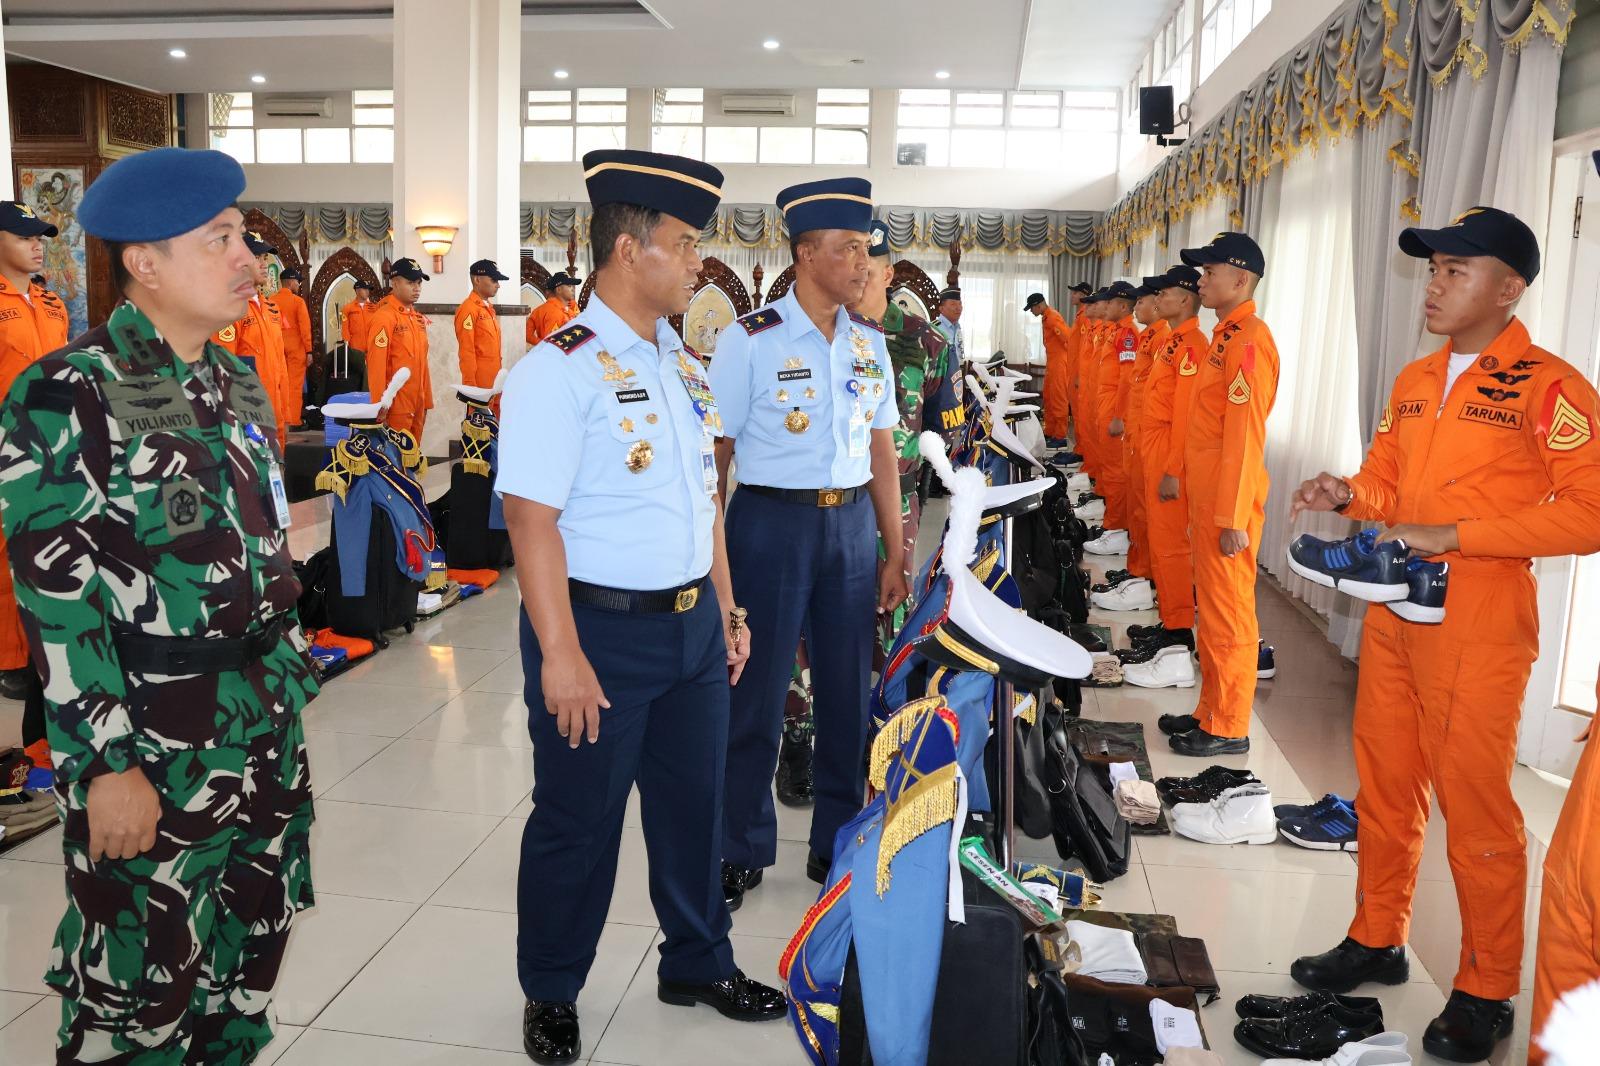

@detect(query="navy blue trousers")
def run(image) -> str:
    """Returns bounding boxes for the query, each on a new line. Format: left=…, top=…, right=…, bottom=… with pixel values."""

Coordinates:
left=516, top=596, right=734, bottom=1002
left=723, top=489, right=878, bottom=868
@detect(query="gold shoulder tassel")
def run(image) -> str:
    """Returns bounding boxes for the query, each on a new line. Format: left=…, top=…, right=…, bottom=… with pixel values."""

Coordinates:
left=868, top=696, right=945, bottom=792
left=876, top=764, right=958, bottom=897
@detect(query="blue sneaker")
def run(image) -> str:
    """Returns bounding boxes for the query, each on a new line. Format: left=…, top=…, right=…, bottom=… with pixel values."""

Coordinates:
left=1287, top=529, right=1410, bottom=603
left=1257, top=640, right=1276, bottom=680
left=1279, top=796, right=1359, bottom=852
left=1274, top=793, right=1346, bottom=821
left=1386, top=558, right=1448, bottom=624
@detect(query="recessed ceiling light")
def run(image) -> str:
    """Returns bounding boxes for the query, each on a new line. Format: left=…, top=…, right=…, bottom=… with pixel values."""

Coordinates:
left=935, top=70, right=951, bottom=80
left=168, top=48, right=187, bottom=59
left=250, top=74, right=266, bottom=84
left=553, top=69, right=569, bottom=79
left=763, top=39, right=780, bottom=50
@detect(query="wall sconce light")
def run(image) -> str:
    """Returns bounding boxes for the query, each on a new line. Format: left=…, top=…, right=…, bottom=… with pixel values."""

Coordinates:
left=415, top=225, right=457, bottom=273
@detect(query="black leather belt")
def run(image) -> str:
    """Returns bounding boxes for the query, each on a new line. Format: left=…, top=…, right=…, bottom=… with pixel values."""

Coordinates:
left=742, top=484, right=866, bottom=508
left=115, top=616, right=288, bottom=676
left=569, top=576, right=708, bottom=614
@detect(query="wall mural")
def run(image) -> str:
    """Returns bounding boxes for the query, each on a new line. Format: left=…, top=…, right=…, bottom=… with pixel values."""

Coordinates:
left=18, top=166, right=88, bottom=337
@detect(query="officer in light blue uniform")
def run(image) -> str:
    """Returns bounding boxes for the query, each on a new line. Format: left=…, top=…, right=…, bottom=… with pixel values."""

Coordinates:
left=496, top=148, right=784, bottom=1066
left=933, top=287, right=964, bottom=368
left=710, top=177, right=910, bottom=907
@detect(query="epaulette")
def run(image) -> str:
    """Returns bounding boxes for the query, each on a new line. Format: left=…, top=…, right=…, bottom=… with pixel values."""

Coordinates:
left=547, top=323, right=596, bottom=353
left=848, top=310, right=883, bottom=334
left=682, top=344, right=708, bottom=368
left=737, top=308, right=782, bottom=336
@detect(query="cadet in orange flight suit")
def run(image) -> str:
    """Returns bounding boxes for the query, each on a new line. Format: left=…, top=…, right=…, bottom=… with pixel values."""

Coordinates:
left=1290, top=208, right=1600, bottom=1064
left=1140, top=265, right=1204, bottom=638
left=1119, top=279, right=1169, bottom=578
left=1159, top=233, right=1277, bottom=757
left=367, top=257, right=434, bottom=439
left=526, top=270, right=580, bottom=346
left=1532, top=672, right=1600, bottom=1066
left=342, top=279, right=374, bottom=355
left=1031, top=288, right=1078, bottom=443
left=1074, top=293, right=1107, bottom=481
left=0, top=202, right=69, bottom=761
left=456, top=259, right=508, bottom=396
left=1093, top=282, right=1140, bottom=532
left=269, top=267, right=312, bottom=426
left=213, top=230, right=292, bottom=447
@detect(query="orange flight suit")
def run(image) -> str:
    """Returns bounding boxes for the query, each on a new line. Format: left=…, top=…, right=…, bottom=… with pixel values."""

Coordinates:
left=527, top=294, right=578, bottom=346
left=1139, top=319, right=1203, bottom=632
left=269, top=286, right=312, bottom=425
left=1122, top=320, right=1168, bottom=578
left=0, top=277, right=69, bottom=676
left=342, top=298, right=373, bottom=352
left=1184, top=299, right=1277, bottom=739
left=1076, top=321, right=1106, bottom=480
left=213, top=294, right=292, bottom=448
left=1095, top=315, right=1139, bottom=530
left=1040, top=306, right=1073, bottom=440
left=1343, top=317, right=1600, bottom=1002
left=454, top=291, right=502, bottom=388
left=1532, top=695, right=1600, bottom=1065
left=367, top=294, right=434, bottom=439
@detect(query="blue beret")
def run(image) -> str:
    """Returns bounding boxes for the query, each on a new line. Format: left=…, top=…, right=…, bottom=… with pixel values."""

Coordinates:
left=582, top=149, right=724, bottom=229
left=778, top=177, right=872, bottom=237
left=79, top=148, right=247, bottom=243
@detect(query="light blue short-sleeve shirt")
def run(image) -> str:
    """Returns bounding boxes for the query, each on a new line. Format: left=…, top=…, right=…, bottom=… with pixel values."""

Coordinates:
left=495, top=294, right=720, bottom=590
left=708, top=288, right=898, bottom=490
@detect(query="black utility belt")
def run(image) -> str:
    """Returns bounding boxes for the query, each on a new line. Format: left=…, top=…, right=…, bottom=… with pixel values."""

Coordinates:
left=742, top=484, right=866, bottom=508
left=569, top=576, right=709, bottom=615
left=115, top=616, right=288, bottom=676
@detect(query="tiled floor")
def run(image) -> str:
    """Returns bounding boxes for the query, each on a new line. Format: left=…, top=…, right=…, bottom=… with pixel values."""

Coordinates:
left=0, top=492, right=1570, bottom=1064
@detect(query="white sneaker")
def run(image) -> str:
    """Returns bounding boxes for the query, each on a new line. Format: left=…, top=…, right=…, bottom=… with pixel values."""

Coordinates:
left=1066, top=472, right=1091, bottom=494
left=1076, top=498, right=1106, bottom=522
left=1262, top=1032, right=1410, bottom=1065
left=1090, top=578, right=1154, bottom=611
left=1083, top=528, right=1129, bottom=555
left=1121, top=645, right=1195, bottom=689
left=1171, top=784, right=1277, bottom=846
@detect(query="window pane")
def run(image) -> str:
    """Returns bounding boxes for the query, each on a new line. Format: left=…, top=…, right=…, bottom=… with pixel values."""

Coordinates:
left=256, top=128, right=302, bottom=164
left=212, top=127, right=255, bottom=163
left=653, top=124, right=703, bottom=158
left=577, top=103, right=627, bottom=123
left=949, top=127, right=1005, bottom=167
left=817, top=103, right=869, bottom=125
left=353, top=126, right=393, bottom=163
left=818, top=88, right=869, bottom=103
left=528, top=90, right=571, bottom=104
left=353, top=89, right=392, bottom=106
left=759, top=126, right=812, bottom=164
left=898, top=103, right=951, bottom=128
left=1064, top=107, right=1120, bottom=132
left=899, top=88, right=949, bottom=106
left=955, top=91, right=1004, bottom=126
left=704, top=126, right=757, bottom=163
left=1006, top=129, right=1061, bottom=168
left=304, top=126, right=351, bottom=163
left=815, top=126, right=868, bottom=165
left=1064, top=90, right=1118, bottom=109
left=895, top=128, right=948, bottom=166
left=523, top=125, right=574, bottom=162
left=352, top=105, right=393, bottom=126
left=1010, top=91, right=1061, bottom=128
left=664, top=87, right=703, bottom=102
left=579, top=87, right=627, bottom=103
left=660, top=103, right=703, bottom=123
left=527, top=103, right=572, bottom=122
left=576, top=124, right=625, bottom=155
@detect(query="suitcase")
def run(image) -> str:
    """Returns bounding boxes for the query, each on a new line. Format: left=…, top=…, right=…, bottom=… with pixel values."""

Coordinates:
left=325, top=502, right=421, bottom=647
left=838, top=869, right=1028, bottom=1066
left=321, top=343, right=365, bottom=405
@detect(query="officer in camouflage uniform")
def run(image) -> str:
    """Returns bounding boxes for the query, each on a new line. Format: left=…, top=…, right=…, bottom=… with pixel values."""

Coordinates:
left=0, top=148, right=319, bottom=1065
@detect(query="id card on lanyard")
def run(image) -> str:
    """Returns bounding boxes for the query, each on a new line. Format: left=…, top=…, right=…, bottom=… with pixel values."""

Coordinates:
left=246, top=423, right=292, bottom=528
left=676, top=351, right=721, bottom=496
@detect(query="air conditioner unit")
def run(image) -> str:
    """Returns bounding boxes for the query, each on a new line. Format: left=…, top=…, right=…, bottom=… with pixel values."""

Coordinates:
left=721, top=93, right=796, bottom=118
left=261, top=95, right=333, bottom=119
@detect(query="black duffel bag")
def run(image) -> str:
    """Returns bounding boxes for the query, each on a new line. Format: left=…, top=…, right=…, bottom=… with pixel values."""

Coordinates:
left=1044, top=728, right=1131, bottom=882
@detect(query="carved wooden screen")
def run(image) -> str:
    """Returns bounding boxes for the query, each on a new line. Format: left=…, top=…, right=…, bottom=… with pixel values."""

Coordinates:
left=890, top=260, right=940, bottom=322
left=764, top=264, right=796, bottom=303
left=308, top=247, right=381, bottom=353
left=241, top=209, right=308, bottom=291
left=521, top=251, right=552, bottom=305
left=671, top=257, right=751, bottom=356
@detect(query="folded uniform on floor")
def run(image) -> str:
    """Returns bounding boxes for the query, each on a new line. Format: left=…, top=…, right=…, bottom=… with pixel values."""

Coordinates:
left=1114, top=779, right=1162, bottom=825
left=1065, top=919, right=1147, bottom=984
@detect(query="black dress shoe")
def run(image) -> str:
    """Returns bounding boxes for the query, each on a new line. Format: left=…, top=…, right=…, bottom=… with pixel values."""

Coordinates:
left=722, top=862, right=762, bottom=911
left=0, top=668, right=29, bottom=701
left=1235, top=989, right=1382, bottom=1021
left=1290, top=937, right=1409, bottom=993
left=1091, top=569, right=1135, bottom=593
left=775, top=724, right=815, bottom=808
left=1160, top=771, right=1262, bottom=805
left=1065, top=623, right=1107, bottom=652
left=1169, top=728, right=1250, bottom=756
left=1233, top=1001, right=1385, bottom=1059
left=1422, top=989, right=1514, bottom=1063
left=1155, top=764, right=1260, bottom=804
left=658, top=967, right=787, bottom=1021
left=805, top=850, right=830, bottom=884
left=1157, top=713, right=1200, bottom=736
left=523, top=1001, right=580, bottom=1064
left=1125, top=622, right=1166, bottom=642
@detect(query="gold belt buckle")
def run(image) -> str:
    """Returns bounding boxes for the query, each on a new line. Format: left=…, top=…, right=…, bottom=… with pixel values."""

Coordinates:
left=817, top=489, right=843, bottom=508
left=674, top=586, right=700, bottom=613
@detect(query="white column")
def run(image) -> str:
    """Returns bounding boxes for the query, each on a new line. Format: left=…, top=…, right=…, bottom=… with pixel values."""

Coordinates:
left=393, top=0, right=522, bottom=457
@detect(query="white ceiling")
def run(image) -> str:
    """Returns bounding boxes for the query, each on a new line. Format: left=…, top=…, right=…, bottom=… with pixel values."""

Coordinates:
left=3, top=0, right=1169, bottom=94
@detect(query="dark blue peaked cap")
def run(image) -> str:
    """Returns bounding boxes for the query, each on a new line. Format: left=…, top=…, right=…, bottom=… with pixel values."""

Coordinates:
left=79, top=148, right=247, bottom=242
left=581, top=149, right=725, bottom=229
left=778, top=177, right=873, bottom=237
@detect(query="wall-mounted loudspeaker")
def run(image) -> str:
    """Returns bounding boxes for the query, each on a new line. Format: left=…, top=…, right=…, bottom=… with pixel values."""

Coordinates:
left=1138, top=86, right=1175, bottom=136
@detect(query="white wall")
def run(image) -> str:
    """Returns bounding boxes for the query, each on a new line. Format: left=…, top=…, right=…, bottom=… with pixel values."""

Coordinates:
left=235, top=88, right=1119, bottom=211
